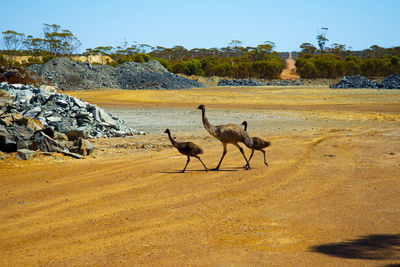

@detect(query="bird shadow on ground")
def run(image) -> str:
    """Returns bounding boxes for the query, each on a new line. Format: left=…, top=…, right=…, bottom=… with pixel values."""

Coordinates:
left=310, top=234, right=400, bottom=261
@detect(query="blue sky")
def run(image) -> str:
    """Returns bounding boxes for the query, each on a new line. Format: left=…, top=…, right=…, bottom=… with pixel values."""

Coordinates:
left=1, top=0, right=399, bottom=52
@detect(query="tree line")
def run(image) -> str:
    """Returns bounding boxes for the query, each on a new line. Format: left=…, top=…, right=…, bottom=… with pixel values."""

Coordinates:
left=1, top=24, right=399, bottom=79
left=296, top=27, right=400, bottom=78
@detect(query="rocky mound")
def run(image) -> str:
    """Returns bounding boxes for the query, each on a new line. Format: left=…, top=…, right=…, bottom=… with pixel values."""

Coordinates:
left=0, top=65, right=46, bottom=86
left=218, top=78, right=264, bottom=86
left=330, top=74, right=400, bottom=89
left=28, top=58, right=204, bottom=90
left=0, top=82, right=143, bottom=138
left=380, top=74, right=400, bottom=89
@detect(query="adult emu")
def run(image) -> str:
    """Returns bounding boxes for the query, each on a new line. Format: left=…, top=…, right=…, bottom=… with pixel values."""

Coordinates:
left=164, top=129, right=208, bottom=172
left=241, top=121, right=271, bottom=166
left=197, top=104, right=253, bottom=170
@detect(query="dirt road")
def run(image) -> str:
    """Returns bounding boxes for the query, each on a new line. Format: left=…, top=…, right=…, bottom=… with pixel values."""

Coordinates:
left=1, top=86, right=399, bottom=266
left=281, top=52, right=300, bottom=80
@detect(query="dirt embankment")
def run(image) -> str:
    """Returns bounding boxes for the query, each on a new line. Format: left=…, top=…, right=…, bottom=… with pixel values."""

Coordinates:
left=1, top=86, right=399, bottom=266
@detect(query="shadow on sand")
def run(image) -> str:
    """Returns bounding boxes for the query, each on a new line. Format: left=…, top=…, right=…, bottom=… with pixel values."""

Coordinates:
left=160, top=169, right=238, bottom=174
left=310, top=234, right=400, bottom=261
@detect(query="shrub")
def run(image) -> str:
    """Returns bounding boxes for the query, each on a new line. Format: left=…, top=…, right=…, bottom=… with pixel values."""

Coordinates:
left=27, top=56, right=42, bottom=66
left=298, top=62, right=317, bottom=78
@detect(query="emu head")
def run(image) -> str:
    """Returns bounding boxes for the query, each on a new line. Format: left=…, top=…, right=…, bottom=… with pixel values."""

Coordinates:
left=241, top=121, right=248, bottom=131
left=197, top=104, right=205, bottom=110
left=164, top=129, right=170, bottom=134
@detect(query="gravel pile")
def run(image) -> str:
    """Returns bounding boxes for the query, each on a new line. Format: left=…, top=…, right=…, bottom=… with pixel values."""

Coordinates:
left=380, top=74, right=400, bottom=89
left=28, top=58, right=204, bottom=91
left=266, top=79, right=303, bottom=86
left=218, top=78, right=264, bottom=86
left=330, top=74, right=400, bottom=89
left=0, top=82, right=144, bottom=138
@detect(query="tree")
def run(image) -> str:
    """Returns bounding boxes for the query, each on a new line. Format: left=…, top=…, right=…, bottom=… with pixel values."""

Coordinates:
left=300, top=43, right=317, bottom=54
left=328, top=43, right=348, bottom=57
left=43, top=24, right=81, bottom=55
left=1, top=30, right=25, bottom=62
left=23, top=35, right=47, bottom=56
left=249, top=42, right=275, bottom=61
left=316, top=27, right=328, bottom=51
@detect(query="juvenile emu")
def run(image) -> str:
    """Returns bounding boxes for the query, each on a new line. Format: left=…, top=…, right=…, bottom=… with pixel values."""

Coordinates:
left=164, top=129, right=208, bottom=172
left=241, top=121, right=271, bottom=166
left=197, top=104, right=253, bottom=170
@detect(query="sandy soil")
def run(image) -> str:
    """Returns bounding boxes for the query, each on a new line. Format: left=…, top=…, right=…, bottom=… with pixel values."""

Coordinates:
left=1, top=86, right=399, bottom=266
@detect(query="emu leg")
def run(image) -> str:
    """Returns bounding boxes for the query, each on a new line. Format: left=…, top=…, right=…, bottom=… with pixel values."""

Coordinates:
left=262, top=150, right=269, bottom=166
left=181, top=156, right=190, bottom=172
left=214, top=143, right=227, bottom=170
left=195, top=156, right=208, bottom=171
left=248, top=149, right=255, bottom=162
left=235, top=143, right=251, bottom=170
left=244, top=149, right=255, bottom=168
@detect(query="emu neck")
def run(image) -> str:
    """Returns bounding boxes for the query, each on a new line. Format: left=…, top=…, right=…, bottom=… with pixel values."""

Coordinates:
left=201, top=109, right=217, bottom=137
left=167, top=132, right=178, bottom=148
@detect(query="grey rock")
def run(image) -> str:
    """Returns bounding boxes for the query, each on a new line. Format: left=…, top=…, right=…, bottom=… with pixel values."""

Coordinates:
left=46, top=116, right=62, bottom=123
left=75, top=137, right=94, bottom=156
left=16, top=139, right=29, bottom=150
left=54, top=132, right=68, bottom=141
left=218, top=78, right=264, bottom=87
left=30, top=131, right=66, bottom=153
left=23, top=106, right=42, bottom=118
left=17, top=149, right=37, bottom=160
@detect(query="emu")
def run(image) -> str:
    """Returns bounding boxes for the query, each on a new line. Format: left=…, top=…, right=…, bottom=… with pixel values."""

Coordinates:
left=241, top=121, right=271, bottom=166
left=164, top=129, right=208, bottom=173
left=197, top=104, right=253, bottom=170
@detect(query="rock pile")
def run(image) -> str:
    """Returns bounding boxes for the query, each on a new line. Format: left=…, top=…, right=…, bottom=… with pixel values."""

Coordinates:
left=329, top=75, right=379, bottom=89
left=0, top=108, right=93, bottom=159
left=28, top=58, right=204, bottom=90
left=0, top=82, right=143, bottom=138
left=330, top=74, right=400, bottom=89
left=218, top=78, right=264, bottom=86
left=266, top=79, right=303, bottom=86
left=380, top=74, right=400, bottom=89
left=0, top=82, right=144, bottom=160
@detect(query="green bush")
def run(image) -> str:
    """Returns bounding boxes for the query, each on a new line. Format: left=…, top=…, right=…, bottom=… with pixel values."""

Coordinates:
left=42, top=54, right=56, bottom=63
left=154, top=58, right=173, bottom=72
left=298, top=62, right=317, bottom=78
left=27, top=56, right=43, bottom=66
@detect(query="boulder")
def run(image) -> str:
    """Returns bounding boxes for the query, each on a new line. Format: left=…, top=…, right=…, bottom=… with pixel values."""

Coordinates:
left=53, top=132, right=68, bottom=141
left=75, top=137, right=94, bottom=156
left=15, top=116, right=44, bottom=131
left=30, top=131, right=66, bottom=153
left=0, top=135, right=17, bottom=152
left=17, top=149, right=37, bottom=160
left=65, top=129, right=87, bottom=141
